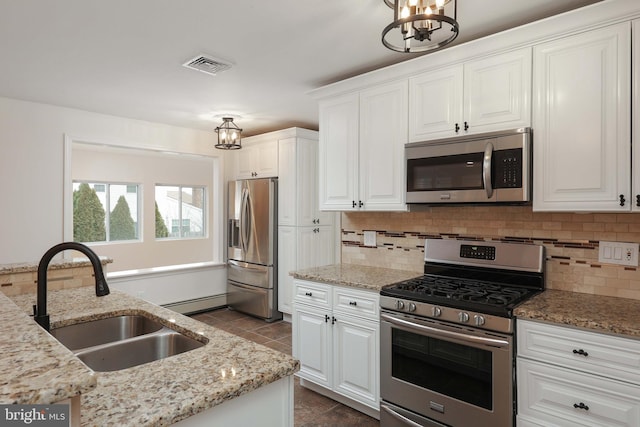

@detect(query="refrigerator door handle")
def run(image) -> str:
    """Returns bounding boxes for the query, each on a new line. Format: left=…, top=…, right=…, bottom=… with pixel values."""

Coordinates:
left=240, top=188, right=250, bottom=254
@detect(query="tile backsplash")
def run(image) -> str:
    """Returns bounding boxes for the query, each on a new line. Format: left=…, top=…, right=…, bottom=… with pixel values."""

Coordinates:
left=341, top=206, right=640, bottom=301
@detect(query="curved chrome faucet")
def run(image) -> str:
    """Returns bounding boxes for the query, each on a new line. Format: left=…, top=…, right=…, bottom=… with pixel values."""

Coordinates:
left=35, top=242, right=110, bottom=331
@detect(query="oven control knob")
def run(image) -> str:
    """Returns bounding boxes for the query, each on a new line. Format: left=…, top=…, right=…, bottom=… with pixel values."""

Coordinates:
left=408, top=303, right=416, bottom=312
left=474, top=315, right=486, bottom=326
left=432, top=306, right=442, bottom=317
left=458, top=312, right=470, bottom=323
left=396, top=300, right=405, bottom=310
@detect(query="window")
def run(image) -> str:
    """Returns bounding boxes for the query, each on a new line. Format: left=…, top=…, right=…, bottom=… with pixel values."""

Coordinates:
left=72, top=181, right=140, bottom=243
left=155, top=185, right=205, bottom=239
left=67, top=138, right=221, bottom=272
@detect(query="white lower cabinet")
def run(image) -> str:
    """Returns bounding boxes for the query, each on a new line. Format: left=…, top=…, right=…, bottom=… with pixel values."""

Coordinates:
left=292, top=280, right=380, bottom=417
left=517, top=320, right=640, bottom=427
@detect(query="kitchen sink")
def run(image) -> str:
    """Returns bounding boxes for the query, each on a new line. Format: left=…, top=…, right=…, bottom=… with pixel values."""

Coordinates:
left=50, top=315, right=164, bottom=351
left=75, top=329, right=205, bottom=372
left=50, top=314, right=207, bottom=371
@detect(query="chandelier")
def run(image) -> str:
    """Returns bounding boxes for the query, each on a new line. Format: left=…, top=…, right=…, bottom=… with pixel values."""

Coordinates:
left=382, top=0, right=459, bottom=53
left=214, top=117, right=242, bottom=150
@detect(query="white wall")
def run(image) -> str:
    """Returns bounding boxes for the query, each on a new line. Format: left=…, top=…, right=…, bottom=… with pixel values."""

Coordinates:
left=0, top=96, right=229, bottom=304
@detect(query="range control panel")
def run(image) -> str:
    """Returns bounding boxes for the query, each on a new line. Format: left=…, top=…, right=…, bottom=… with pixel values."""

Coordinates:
left=460, top=244, right=496, bottom=260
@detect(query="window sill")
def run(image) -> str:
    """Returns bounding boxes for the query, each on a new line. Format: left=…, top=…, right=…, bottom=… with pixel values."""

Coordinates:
left=107, top=261, right=225, bottom=281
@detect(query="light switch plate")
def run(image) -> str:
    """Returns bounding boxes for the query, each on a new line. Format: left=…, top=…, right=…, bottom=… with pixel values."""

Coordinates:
left=363, top=230, right=377, bottom=247
left=598, top=241, right=639, bottom=266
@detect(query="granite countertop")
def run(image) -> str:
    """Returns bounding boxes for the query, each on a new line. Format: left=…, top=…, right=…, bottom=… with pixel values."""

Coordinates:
left=3, top=288, right=299, bottom=426
left=515, top=289, right=640, bottom=339
left=292, top=263, right=420, bottom=291
left=0, top=292, right=97, bottom=404
left=0, top=257, right=112, bottom=274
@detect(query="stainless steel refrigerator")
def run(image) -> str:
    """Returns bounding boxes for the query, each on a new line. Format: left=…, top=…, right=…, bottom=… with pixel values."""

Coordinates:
left=227, top=178, right=281, bottom=322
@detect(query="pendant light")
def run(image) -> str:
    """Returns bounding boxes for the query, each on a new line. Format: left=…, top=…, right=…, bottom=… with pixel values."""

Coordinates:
left=215, top=117, right=242, bottom=150
left=382, top=0, right=459, bottom=53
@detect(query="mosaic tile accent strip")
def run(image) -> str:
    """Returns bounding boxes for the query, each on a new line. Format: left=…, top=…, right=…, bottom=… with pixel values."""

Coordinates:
left=341, top=207, right=640, bottom=301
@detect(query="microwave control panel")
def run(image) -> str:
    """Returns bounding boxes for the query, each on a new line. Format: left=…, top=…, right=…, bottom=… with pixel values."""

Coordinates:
left=493, top=149, right=522, bottom=188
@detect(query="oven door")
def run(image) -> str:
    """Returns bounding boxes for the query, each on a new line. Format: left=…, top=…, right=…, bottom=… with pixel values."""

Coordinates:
left=380, top=310, right=514, bottom=427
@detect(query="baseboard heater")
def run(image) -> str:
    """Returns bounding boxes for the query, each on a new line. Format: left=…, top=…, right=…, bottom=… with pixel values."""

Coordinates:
left=162, top=294, right=227, bottom=315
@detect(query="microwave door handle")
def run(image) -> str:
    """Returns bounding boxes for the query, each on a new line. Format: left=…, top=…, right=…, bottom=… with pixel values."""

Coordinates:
left=483, top=141, right=494, bottom=199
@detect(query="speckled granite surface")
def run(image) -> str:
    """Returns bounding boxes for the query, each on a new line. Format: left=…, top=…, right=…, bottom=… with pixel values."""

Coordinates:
left=0, top=291, right=97, bottom=404
left=515, top=289, right=640, bottom=338
left=0, top=257, right=112, bottom=274
left=292, top=263, right=420, bottom=291
left=4, top=288, right=299, bottom=426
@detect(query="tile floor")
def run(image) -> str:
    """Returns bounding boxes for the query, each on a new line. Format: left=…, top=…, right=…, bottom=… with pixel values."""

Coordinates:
left=190, top=307, right=380, bottom=427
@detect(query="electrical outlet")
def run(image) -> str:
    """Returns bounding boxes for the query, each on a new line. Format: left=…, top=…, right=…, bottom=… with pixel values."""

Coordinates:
left=598, top=241, right=639, bottom=266
left=363, top=230, right=377, bottom=247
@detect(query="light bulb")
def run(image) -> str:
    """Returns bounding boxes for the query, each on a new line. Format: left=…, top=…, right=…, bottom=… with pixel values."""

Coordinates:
left=231, top=131, right=238, bottom=141
left=408, top=0, right=417, bottom=6
left=221, top=130, right=227, bottom=141
left=436, top=0, right=444, bottom=7
left=426, top=5, right=433, bottom=15
left=401, top=5, right=410, bottom=18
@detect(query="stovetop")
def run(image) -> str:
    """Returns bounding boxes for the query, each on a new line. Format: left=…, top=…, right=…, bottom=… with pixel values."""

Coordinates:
left=380, top=275, right=541, bottom=317
left=380, top=239, right=545, bottom=332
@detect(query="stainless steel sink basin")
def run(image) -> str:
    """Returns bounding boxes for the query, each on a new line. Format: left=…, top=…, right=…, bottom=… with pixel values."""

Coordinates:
left=75, top=329, right=205, bottom=372
left=50, top=314, right=207, bottom=371
left=50, top=315, right=164, bottom=351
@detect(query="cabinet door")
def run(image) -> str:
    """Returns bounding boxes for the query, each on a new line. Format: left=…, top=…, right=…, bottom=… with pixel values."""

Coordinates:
left=533, top=23, right=631, bottom=211
left=409, top=66, right=463, bottom=142
left=332, top=315, right=379, bottom=409
left=464, top=47, right=531, bottom=134
left=235, top=140, right=278, bottom=179
left=319, top=93, right=359, bottom=211
left=359, top=81, right=408, bottom=211
left=277, top=138, right=297, bottom=226
left=297, top=226, right=334, bottom=270
left=277, top=226, right=296, bottom=314
left=235, top=144, right=257, bottom=179
left=292, top=304, right=331, bottom=388
left=517, top=358, right=640, bottom=427
left=633, top=19, right=640, bottom=211
left=297, top=138, right=322, bottom=226
left=315, top=226, right=335, bottom=267
left=254, top=139, right=279, bottom=178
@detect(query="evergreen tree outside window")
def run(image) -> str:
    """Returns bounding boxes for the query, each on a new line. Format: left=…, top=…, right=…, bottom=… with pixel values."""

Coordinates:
left=72, top=181, right=140, bottom=243
left=155, top=185, right=205, bottom=239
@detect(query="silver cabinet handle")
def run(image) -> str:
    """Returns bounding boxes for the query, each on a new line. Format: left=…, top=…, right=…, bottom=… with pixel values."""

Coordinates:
left=483, top=141, right=494, bottom=199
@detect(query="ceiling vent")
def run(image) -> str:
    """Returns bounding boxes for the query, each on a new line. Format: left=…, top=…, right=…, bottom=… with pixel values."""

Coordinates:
left=182, top=54, right=233, bottom=76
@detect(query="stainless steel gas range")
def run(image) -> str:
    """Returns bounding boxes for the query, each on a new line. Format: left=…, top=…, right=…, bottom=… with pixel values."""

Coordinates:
left=380, top=238, right=545, bottom=427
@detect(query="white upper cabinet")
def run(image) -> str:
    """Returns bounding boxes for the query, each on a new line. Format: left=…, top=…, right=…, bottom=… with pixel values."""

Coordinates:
left=409, top=47, right=531, bottom=142
left=532, top=23, right=631, bottom=211
left=319, top=80, right=408, bottom=211
left=234, top=139, right=278, bottom=179
left=318, top=93, right=359, bottom=211
left=633, top=19, right=640, bottom=211
left=278, top=137, right=333, bottom=227
left=359, top=81, right=408, bottom=211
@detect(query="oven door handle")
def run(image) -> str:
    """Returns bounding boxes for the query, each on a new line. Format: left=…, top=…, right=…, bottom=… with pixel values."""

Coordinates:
left=483, top=141, right=494, bottom=199
left=381, top=313, right=510, bottom=348
left=380, top=404, right=426, bottom=427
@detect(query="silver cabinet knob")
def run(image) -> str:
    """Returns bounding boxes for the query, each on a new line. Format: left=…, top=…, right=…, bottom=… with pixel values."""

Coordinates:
left=396, top=300, right=405, bottom=310
left=432, top=306, right=442, bottom=317
left=458, top=312, right=470, bottom=323
left=408, top=303, right=416, bottom=312
left=474, top=314, right=485, bottom=326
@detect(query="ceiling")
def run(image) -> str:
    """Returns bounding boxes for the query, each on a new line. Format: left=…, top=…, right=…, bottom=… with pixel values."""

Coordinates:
left=0, top=0, right=601, bottom=138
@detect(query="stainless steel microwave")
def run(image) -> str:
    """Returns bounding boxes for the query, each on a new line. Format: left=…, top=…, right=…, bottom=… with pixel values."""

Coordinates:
left=405, top=128, right=532, bottom=204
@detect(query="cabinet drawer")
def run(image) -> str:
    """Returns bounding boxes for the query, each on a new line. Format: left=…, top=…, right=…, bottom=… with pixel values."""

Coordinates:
left=332, top=287, right=379, bottom=320
left=293, top=280, right=330, bottom=309
left=517, top=320, right=640, bottom=385
left=517, top=359, right=640, bottom=427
